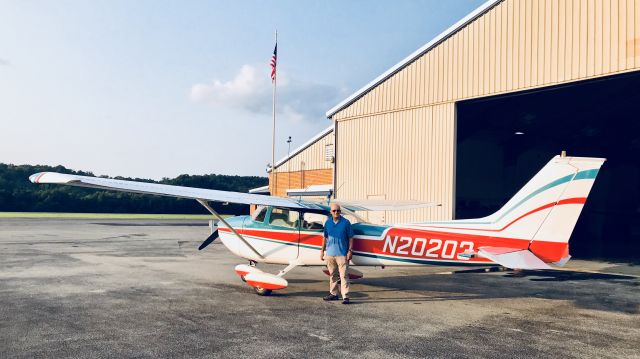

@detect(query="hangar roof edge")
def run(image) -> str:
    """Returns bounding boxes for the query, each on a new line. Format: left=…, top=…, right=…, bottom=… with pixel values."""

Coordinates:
left=269, top=125, right=334, bottom=172
left=325, top=0, right=503, bottom=119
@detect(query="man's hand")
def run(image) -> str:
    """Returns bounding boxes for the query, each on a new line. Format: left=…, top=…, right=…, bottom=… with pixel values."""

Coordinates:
left=320, top=250, right=325, bottom=261
left=346, top=250, right=353, bottom=261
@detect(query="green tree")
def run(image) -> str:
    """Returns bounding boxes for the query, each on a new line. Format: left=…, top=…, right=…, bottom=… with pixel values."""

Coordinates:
left=0, top=163, right=268, bottom=214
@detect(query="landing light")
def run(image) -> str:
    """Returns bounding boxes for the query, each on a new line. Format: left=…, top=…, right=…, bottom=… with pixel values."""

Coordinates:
left=514, top=131, right=525, bottom=135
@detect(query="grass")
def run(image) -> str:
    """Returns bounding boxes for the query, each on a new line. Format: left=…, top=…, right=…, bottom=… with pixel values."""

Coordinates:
left=0, top=212, right=220, bottom=220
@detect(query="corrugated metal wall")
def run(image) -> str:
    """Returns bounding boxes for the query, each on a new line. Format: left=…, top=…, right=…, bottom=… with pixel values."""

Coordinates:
left=333, top=0, right=640, bottom=223
left=270, top=130, right=334, bottom=196
left=336, top=103, right=455, bottom=223
left=273, top=132, right=333, bottom=173
left=334, top=0, right=640, bottom=120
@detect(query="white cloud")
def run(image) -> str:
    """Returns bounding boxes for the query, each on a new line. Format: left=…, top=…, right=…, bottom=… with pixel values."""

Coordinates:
left=0, top=58, right=10, bottom=66
left=189, top=64, right=345, bottom=123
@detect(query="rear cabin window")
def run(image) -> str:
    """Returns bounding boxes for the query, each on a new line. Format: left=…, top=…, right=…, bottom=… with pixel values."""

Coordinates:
left=268, top=208, right=300, bottom=229
left=302, top=212, right=327, bottom=231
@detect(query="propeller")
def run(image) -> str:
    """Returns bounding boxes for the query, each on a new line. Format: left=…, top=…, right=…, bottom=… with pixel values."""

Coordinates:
left=198, top=229, right=219, bottom=250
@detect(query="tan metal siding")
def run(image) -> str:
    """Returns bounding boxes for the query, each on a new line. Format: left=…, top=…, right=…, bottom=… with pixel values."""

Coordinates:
left=336, top=103, right=456, bottom=224
left=332, top=0, right=640, bottom=224
left=273, top=132, right=333, bottom=173
left=332, top=0, right=640, bottom=121
left=269, top=131, right=334, bottom=197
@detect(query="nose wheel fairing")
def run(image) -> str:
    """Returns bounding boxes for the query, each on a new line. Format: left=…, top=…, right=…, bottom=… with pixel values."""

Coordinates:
left=234, top=264, right=288, bottom=296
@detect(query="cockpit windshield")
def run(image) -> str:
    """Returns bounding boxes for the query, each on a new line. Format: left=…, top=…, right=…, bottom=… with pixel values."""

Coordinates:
left=252, top=205, right=267, bottom=223
left=342, top=212, right=364, bottom=224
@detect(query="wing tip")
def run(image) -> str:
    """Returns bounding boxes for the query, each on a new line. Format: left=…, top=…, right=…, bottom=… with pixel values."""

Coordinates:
left=29, top=172, right=77, bottom=185
left=29, top=172, right=47, bottom=184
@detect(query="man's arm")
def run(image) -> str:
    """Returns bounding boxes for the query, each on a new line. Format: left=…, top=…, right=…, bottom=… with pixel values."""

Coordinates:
left=320, top=237, right=327, bottom=260
left=346, top=222, right=354, bottom=261
left=320, top=225, right=327, bottom=260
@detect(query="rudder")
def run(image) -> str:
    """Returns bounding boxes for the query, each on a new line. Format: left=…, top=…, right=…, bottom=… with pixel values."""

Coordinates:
left=528, top=157, right=604, bottom=262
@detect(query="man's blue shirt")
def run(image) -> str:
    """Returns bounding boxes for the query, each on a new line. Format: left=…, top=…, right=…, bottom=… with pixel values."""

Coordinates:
left=323, top=216, right=354, bottom=257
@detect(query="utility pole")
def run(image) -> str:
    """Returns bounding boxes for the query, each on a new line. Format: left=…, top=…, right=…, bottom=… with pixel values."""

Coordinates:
left=270, top=30, right=278, bottom=196
left=287, top=136, right=292, bottom=191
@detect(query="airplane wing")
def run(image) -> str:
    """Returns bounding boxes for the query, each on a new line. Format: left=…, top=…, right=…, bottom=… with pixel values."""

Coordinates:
left=333, top=199, right=439, bottom=212
left=29, top=172, right=438, bottom=212
left=29, top=172, right=324, bottom=210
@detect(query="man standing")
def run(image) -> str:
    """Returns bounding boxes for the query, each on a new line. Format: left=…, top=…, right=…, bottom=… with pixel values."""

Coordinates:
left=320, top=203, right=354, bottom=304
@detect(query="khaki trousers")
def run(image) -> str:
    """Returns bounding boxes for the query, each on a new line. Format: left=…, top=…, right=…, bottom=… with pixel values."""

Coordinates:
left=326, top=256, right=350, bottom=299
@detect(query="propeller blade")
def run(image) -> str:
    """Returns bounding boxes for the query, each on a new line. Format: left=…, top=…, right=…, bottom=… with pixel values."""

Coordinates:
left=198, top=230, right=219, bottom=250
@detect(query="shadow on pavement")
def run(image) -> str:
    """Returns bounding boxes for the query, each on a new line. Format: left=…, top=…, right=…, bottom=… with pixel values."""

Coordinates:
left=504, top=269, right=638, bottom=281
left=283, top=269, right=639, bottom=314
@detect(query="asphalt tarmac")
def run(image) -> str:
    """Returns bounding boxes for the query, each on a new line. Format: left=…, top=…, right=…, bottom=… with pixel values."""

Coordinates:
left=1, top=218, right=638, bottom=359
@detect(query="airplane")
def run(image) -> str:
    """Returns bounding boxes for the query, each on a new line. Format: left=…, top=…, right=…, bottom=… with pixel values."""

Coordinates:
left=29, top=155, right=605, bottom=296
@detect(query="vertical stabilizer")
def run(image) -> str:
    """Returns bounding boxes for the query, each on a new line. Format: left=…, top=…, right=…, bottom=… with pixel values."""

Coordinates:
left=463, top=156, right=604, bottom=248
left=527, top=156, right=605, bottom=262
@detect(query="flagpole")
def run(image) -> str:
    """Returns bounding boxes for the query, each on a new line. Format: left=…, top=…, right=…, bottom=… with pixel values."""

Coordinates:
left=271, top=30, right=277, bottom=195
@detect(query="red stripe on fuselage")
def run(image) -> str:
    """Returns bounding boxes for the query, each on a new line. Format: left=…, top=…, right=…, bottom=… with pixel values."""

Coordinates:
left=218, top=198, right=581, bottom=264
left=219, top=228, right=320, bottom=245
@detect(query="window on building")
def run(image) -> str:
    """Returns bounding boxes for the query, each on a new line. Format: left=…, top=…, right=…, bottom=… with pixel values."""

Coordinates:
left=325, top=143, right=334, bottom=162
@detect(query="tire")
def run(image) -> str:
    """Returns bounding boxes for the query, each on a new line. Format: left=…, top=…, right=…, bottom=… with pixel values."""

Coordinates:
left=254, top=286, right=272, bottom=296
left=240, top=275, right=247, bottom=283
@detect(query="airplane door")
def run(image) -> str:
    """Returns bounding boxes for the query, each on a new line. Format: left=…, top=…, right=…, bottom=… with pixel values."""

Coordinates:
left=266, top=208, right=301, bottom=260
left=300, top=212, right=328, bottom=264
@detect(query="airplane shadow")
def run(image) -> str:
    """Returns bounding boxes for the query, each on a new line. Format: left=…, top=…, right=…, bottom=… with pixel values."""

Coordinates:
left=287, top=279, right=322, bottom=284
left=502, top=269, right=636, bottom=281
left=448, top=266, right=637, bottom=281
left=281, top=269, right=639, bottom=313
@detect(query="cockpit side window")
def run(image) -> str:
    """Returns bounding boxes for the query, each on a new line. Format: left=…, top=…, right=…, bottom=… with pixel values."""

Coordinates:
left=268, top=208, right=300, bottom=229
left=252, top=205, right=267, bottom=223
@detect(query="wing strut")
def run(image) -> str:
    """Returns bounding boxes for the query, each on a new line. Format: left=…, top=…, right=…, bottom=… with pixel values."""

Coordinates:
left=196, top=199, right=264, bottom=259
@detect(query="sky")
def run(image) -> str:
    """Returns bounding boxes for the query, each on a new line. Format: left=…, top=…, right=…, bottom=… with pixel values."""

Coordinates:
left=0, top=0, right=486, bottom=179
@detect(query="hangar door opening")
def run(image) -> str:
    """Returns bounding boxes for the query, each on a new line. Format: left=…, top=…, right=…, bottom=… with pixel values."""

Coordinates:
left=456, top=71, right=640, bottom=260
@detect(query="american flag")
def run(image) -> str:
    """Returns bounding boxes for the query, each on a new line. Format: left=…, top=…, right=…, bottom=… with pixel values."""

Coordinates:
left=270, top=43, right=277, bottom=82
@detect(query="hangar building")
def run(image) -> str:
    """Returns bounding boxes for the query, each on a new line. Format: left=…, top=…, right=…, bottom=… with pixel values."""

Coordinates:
left=269, top=126, right=334, bottom=199
left=272, top=0, right=640, bottom=259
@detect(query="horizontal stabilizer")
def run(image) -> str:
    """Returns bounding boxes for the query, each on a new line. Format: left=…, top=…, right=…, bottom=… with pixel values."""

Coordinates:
left=478, top=247, right=551, bottom=270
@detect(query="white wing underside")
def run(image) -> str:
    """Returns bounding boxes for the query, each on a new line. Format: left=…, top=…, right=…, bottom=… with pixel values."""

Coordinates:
left=29, top=172, right=437, bottom=212
left=332, top=199, right=440, bottom=211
